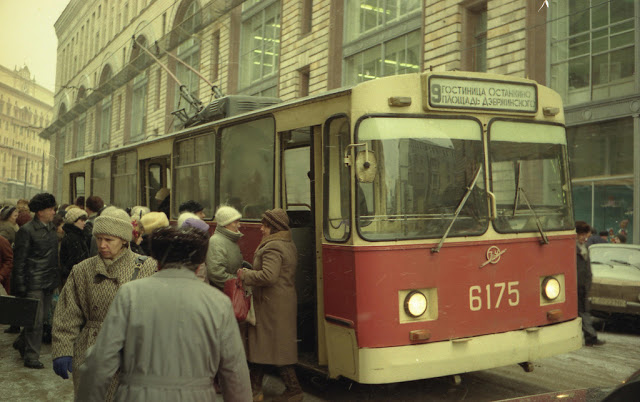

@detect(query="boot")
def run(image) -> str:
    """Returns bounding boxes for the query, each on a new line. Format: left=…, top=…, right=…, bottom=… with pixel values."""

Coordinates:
left=274, top=365, right=303, bottom=402
left=42, top=324, right=52, bottom=344
left=249, top=363, right=264, bottom=402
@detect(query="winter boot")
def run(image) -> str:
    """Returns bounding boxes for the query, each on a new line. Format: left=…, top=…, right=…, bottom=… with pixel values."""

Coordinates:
left=274, top=365, right=303, bottom=402
left=249, top=363, right=264, bottom=402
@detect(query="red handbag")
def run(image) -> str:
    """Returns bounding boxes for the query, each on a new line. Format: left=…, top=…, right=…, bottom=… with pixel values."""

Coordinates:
left=224, top=278, right=251, bottom=322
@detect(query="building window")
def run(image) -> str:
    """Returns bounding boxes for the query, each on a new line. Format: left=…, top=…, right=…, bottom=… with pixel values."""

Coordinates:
left=131, top=72, right=148, bottom=141
left=99, top=96, right=112, bottom=151
left=550, top=0, right=635, bottom=105
left=172, top=0, right=201, bottom=126
left=343, top=0, right=421, bottom=85
left=211, top=31, right=220, bottom=82
left=463, top=3, right=487, bottom=72
left=239, top=0, right=281, bottom=95
left=301, top=0, right=313, bottom=35
left=299, top=66, right=310, bottom=97
left=76, top=115, right=86, bottom=157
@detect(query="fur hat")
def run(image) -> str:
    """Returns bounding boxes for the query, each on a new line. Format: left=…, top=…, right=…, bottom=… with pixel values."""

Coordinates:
left=130, top=206, right=150, bottom=221
left=215, top=205, right=241, bottom=227
left=181, top=217, right=210, bottom=234
left=28, top=193, right=57, bottom=213
left=0, top=206, right=16, bottom=221
left=140, top=212, right=170, bottom=234
left=179, top=200, right=204, bottom=214
left=177, top=212, right=199, bottom=228
left=155, top=187, right=170, bottom=201
left=64, top=207, right=88, bottom=224
left=93, top=206, right=133, bottom=241
left=151, top=226, right=209, bottom=266
left=262, top=208, right=289, bottom=231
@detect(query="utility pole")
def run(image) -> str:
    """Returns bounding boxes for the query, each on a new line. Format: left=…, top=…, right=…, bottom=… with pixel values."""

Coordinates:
left=23, top=157, right=28, bottom=199
left=41, top=152, right=45, bottom=191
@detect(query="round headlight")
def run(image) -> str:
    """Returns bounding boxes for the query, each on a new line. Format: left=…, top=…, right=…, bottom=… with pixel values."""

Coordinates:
left=542, top=277, right=561, bottom=301
left=404, top=290, right=427, bottom=317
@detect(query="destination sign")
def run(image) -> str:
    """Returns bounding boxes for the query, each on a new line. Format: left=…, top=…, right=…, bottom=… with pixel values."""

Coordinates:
left=428, top=76, right=537, bottom=113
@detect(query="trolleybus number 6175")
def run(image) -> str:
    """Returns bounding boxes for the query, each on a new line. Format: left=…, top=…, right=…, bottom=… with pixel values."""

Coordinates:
left=469, top=281, right=520, bottom=311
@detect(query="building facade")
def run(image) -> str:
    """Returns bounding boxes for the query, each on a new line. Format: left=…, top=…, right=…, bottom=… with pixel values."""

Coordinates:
left=0, top=65, right=53, bottom=202
left=42, top=0, right=638, bottom=243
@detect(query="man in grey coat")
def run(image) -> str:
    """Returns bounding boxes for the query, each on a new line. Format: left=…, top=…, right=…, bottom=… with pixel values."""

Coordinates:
left=77, top=226, right=251, bottom=402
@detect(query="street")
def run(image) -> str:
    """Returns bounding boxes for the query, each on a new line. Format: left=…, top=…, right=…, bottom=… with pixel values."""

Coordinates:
left=2, top=320, right=639, bottom=401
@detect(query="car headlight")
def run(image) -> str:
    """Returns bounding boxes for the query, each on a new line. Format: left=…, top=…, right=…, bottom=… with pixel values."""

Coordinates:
left=542, top=277, right=561, bottom=301
left=404, top=290, right=427, bottom=317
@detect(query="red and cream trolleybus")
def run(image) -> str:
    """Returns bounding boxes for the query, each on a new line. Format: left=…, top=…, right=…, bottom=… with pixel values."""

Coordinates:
left=61, top=70, right=582, bottom=384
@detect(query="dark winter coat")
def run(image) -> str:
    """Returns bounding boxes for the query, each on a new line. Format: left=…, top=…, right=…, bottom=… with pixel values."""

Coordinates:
left=242, top=230, right=298, bottom=365
left=60, top=223, right=90, bottom=283
left=12, top=217, right=60, bottom=294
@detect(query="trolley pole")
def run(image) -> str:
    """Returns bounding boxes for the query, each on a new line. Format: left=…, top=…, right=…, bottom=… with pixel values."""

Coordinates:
left=41, top=152, right=45, bottom=191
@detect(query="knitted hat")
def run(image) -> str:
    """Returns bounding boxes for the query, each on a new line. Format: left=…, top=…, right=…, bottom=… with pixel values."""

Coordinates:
left=140, top=212, right=170, bottom=234
left=179, top=200, right=204, bottom=214
left=28, top=193, right=57, bottom=213
left=0, top=206, right=16, bottom=221
left=215, top=205, right=241, bottom=227
left=181, top=217, right=210, bottom=234
left=262, top=208, right=289, bottom=231
left=64, top=207, right=88, bottom=224
left=93, top=206, right=133, bottom=241
left=155, top=187, right=170, bottom=201
left=177, top=212, right=199, bottom=228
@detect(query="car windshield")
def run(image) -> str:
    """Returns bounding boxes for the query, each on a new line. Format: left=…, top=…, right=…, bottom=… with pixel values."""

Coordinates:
left=356, top=117, right=488, bottom=241
left=489, top=121, right=573, bottom=233
left=590, top=246, right=640, bottom=270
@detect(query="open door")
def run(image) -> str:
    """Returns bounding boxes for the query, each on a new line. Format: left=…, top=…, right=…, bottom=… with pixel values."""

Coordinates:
left=281, top=126, right=319, bottom=363
left=140, top=156, right=171, bottom=213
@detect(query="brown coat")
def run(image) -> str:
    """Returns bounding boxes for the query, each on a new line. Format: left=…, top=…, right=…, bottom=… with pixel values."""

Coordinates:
left=0, top=235, right=13, bottom=293
left=242, top=230, right=298, bottom=365
left=52, top=247, right=156, bottom=400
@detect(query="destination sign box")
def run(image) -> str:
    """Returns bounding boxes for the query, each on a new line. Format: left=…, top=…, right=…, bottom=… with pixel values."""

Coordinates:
left=427, top=76, right=537, bottom=113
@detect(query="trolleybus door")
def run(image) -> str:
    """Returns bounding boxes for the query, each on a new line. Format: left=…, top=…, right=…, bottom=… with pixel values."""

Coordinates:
left=141, top=157, right=170, bottom=213
left=281, top=127, right=319, bottom=357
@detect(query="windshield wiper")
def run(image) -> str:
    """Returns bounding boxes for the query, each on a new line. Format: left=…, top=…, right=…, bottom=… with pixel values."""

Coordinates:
left=610, top=259, right=640, bottom=271
left=591, top=261, right=614, bottom=269
left=518, top=187, right=549, bottom=244
left=432, top=165, right=482, bottom=253
left=512, top=161, right=521, bottom=217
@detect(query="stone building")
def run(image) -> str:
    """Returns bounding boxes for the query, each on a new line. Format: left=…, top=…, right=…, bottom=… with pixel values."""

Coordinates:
left=40, top=0, right=638, bottom=242
left=0, top=65, right=53, bottom=202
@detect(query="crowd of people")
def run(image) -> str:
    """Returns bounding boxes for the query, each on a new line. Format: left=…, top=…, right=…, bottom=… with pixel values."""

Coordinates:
left=0, top=192, right=303, bottom=402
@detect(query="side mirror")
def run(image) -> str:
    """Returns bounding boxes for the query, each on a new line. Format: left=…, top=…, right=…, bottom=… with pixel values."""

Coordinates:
left=356, top=150, right=377, bottom=183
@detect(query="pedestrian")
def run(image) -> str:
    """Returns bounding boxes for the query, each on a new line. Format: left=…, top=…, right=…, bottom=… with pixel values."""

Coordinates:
left=575, top=221, right=604, bottom=347
left=138, top=211, right=169, bottom=255
left=180, top=217, right=211, bottom=283
left=59, top=207, right=89, bottom=285
left=179, top=199, right=206, bottom=219
left=0, top=205, right=19, bottom=245
left=207, top=205, right=251, bottom=289
left=84, top=195, right=106, bottom=256
left=11, top=193, right=59, bottom=369
left=76, top=226, right=252, bottom=402
left=15, top=199, right=32, bottom=227
left=129, top=206, right=150, bottom=255
left=155, top=187, right=171, bottom=217
left=52, top=206, right=157, bottom=400
left=586, top=227, right=607, bottom=248
left=0, top=234, right=13, bottom=295
left=237, top=208, right=302, bottom=402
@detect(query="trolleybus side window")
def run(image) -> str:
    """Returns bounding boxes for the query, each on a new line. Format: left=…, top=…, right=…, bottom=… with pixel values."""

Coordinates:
left=489, top=121, right=573, bottom=233
left=111, top=151, right=137, bottom=209
left=174, top=132, right=215, bottom=219
left=91, top=156, right=111, bottom=205
left=356, top=116, right=488, bottom=241
left=323, top=116, right=351, bottom=242
left=282, top=128, right=312, bottom=212
left=219, top=117, right=275, bottom=219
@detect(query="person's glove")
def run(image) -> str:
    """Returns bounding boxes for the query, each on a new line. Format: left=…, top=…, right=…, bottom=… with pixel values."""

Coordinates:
left=242, top=261, right=253, bottom=269
left=53, top=356, right=73, bottom=379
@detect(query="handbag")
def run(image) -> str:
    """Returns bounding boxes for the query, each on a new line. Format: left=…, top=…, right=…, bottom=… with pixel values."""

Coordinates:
left=224, top=278, right=251, bottom=322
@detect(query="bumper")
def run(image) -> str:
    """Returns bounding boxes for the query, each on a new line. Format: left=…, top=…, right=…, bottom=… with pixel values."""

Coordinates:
left=329, top=317, right=583, bottom=384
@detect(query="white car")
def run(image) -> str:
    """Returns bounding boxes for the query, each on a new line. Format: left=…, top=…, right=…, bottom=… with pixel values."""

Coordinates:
left=589, top=243, right=640, bottom=317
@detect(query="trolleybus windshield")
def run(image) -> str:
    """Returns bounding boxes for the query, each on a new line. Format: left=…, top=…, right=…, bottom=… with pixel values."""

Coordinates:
left=356, top=116, right=488, bottom=241
left=489, top=121, right=573, bottom=234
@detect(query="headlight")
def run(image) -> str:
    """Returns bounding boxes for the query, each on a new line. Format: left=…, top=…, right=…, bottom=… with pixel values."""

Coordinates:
left=404, top=290, right=428, bottom=317
left=542, top=277, right=561, bottom=301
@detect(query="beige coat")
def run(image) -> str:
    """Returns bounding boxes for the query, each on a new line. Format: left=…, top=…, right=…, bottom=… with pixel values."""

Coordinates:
left=242, top=230, right=298, bottom=365
left=52, top=248, right=156, bottom=400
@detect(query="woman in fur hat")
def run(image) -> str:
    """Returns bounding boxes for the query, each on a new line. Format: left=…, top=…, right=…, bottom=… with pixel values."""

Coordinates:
left=237, top=208, right=302, bottom=402
left=52, top=206, right=157, bottom=401
left=0, top=205, right=19, bottom=245
left=59, top=207, right=90, bottom=285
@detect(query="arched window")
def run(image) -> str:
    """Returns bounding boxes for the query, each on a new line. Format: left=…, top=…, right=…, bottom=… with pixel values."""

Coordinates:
left=172, top=0, right=201, bottom=127
left=131, top=36, right=148, bottom=141
left=98, top=65, right=113, bottom=151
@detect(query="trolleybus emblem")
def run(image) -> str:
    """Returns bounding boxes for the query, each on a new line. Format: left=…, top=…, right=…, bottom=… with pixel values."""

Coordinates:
left=480, top=246, right=507, bottom=268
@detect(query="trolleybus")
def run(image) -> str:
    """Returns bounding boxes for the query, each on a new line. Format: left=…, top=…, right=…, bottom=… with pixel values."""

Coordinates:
left=61, top=71, right=582, bottom=383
